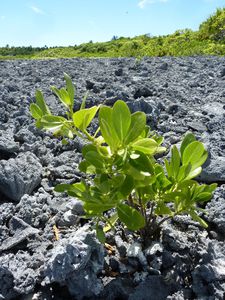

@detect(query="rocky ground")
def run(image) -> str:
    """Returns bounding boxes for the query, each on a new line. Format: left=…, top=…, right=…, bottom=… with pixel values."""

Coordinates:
left=0, top=56, right=225, bottom=300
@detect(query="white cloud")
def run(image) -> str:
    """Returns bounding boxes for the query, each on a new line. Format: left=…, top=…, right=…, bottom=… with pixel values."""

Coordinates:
left=31, top=5, right=45, bottom=15
left=138, top=0, right=168, bottom=9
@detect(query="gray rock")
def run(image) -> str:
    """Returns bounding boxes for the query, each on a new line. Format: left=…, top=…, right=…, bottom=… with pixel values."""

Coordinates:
left=0, top=152, right=42, bottom=201
left=115, top=235, right=129, bottom=257
left=198, top=155, right=225, bottom=182
left=0, top=202, right=15, bottom=225
left=192, top=240, right=225, bottom=299
left=127, top=242, right=148, bottom=267
left=0, top=217, right=39, bottom=252
left=0, top=251, right=44, bottom=299
left=16, top=191, right=52, bottom=227
left=0, top=129, right=19, bottom=156
left=205, top=186, right=225, bottom=234
left=1, top=56, right=225, bottom=299
left=42, top=225, right=104, bottom=299
left=100, top=278, right=134, bottom=300
left=129, top=276, right=176, bottom=300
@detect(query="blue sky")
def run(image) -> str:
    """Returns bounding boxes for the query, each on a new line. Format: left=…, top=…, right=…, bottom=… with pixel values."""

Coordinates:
left=0, top=0, right=224, bottom=47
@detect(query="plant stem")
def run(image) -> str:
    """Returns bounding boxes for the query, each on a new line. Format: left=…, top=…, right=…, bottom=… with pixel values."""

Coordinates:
left=157, top=215, right=172, bottom=228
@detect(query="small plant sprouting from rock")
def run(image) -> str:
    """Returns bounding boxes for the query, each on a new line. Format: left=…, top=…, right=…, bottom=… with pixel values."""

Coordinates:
left=30, top=73, right=217, bottom=243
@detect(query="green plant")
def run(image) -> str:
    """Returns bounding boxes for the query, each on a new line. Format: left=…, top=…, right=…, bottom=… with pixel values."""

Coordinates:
left=30, top=74, right=217, bottom=243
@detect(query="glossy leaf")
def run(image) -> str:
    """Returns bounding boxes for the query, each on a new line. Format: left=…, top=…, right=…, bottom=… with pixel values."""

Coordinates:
left=155, top=203, right=173, bottom=215
left=96, top=226, right=106, bottom=243
left=112, top=100, right=131, bottom=142
left=129, top=152, right=154, bottom=175
left=41, top=115, right=66, bottom=131
left=119, top=175, right=134, bottom=197
left=64, top=72, right=75, bottom=106
left=103, top=212, right=119, bottom=232
left=177, top=164, right=192, bottom=181
left=30, top=103, right=43, bottom=120
left=189, top=210, right=208, bottom=228
left=99, top=106, right=119, bottom=150
left=182, top=141, right=208, bottom=170
left=73, top=106, right=99, bottom=131
left=117, top=203, right=145, bottom=231
left=125, top=112, right=146, bottom=144
left=180, top=133, right=196, bottom=159
left=35, top=90, right=51, bottom=115
left=171, top=146, right=180, bottom=179
left=85, top=151, right=105, bottom=170
left=185, top=167, right=202, bottom=180
left=51, top=86, right=71, bottom=108
left=132, top=138, right=158, bottom=155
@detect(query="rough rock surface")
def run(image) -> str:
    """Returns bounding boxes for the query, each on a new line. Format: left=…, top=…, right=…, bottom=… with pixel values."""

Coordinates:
left=0, top=152, right=42, bottom=201
left=0, top=57, right=225, bottom=299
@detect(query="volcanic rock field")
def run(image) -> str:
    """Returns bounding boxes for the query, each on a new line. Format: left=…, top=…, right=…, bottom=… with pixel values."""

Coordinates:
left=0, top=56, right=225, bottom=299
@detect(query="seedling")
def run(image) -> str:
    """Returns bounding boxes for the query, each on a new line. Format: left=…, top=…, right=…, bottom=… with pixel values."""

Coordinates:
left=30, top=74, right=217, bottom=243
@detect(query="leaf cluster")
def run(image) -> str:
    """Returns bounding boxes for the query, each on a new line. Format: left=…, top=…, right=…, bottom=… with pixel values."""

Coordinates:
left=30, top=74, right=217, bottom=242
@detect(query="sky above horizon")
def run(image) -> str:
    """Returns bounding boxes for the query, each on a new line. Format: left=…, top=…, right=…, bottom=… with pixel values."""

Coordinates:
left=0, top=0, right=224, bottom=47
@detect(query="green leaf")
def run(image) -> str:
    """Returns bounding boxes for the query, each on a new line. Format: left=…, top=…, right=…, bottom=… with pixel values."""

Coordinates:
left=182, top=141, right=208, bottom=170
left=155, top=203, right=173, bottom=215
left=185, top=167, right=202, bottom=180
left=165, top=159, right=172, bottom=178
left=96, top=226, right=106, bottom=243
left=30, top=103, right=43, bottom=120
left=84, top=200, right=115, bottom=215
left=189, top=210, right=208, bottom=228
left=117, top=203, right=145, bottom=231
left=73, top=106, right=99, bottom=131
left=131, top=138, right=158, bottom=155
left=79, top=160, right=96, bottom=174
left=129, top=152, right=154, bottom=175
left=177, top=164, right=192, bottom=181
left=41, top=115, right=66, bottom=131
left=111, top=174, right=126, bottom=187
left=64, top=73, right=75, bottom=107
left=99, top=106, right=119, bottom=150
left=60, top=88, right=71, bottom=107
left=180, top=133, right=196, bottom=160
left=35, top=90, right=51, bottom=115
left=206, top=183, right=218, bottom=193
left=82, top=144, right=97, bottom=156
left=55, top=182, right=86, bottom=197
left=54, top=183, right=73, bottom=193
left=125, top=112, right=146, bottom=144
left=171, top=146, right=181, bottom=179
left=119, top=175, right=134, bottom=197
left=51, top=86, right=71, bottom=108
left=195, top=192, right=212, bottom=202
left=112, top=100, right=131, bottom=143
left=80, top=91, right=88, bottom=110
left=103, top=212, right=119, bottom=232
left=85, top=151, right=105, bottom=170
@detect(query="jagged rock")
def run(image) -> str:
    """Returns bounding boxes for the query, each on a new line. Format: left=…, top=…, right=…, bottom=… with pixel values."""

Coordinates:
left=0, top=251, right=44, bottom=299
left=192, top=241, right=225, bottom=300
left=0, top=129, right=19, bottom=157
left=205, top=186, right=225, bottom=234
left=0, top=216, right=39, bottom=252
left=16, top=190, right=52, bottom=227
left=0, top=152, right=42, bottom=201
left=0, top=57, right=225, bottom=300
left=129, top=275, right=177, bottom=300
left=42, top=225, right=104, bottom=299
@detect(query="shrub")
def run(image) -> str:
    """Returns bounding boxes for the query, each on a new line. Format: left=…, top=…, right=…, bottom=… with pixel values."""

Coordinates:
left=30, top=74, right=217, bottom=242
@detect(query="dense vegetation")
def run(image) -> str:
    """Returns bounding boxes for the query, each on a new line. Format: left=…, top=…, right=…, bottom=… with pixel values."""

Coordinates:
left=1, top=8, right=225, bottom=59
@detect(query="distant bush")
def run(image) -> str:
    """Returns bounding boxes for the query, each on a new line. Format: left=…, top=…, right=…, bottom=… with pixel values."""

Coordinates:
left=1, top=7, right=225, bottom=59
left=199, top=8, right=225, bottom=42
